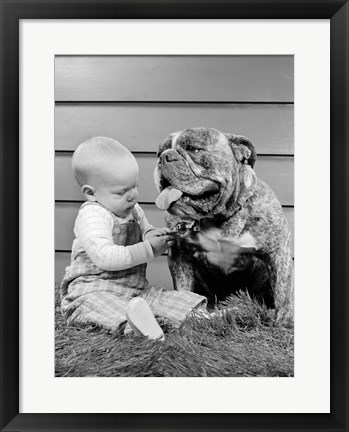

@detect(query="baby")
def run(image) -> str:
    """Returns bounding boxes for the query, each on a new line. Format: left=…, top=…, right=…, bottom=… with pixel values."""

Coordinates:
left=60, top=136, right=207, bottom=340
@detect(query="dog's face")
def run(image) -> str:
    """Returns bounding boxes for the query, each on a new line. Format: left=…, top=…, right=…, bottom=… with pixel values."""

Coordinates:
left=154, top=127, right=257, bottom=218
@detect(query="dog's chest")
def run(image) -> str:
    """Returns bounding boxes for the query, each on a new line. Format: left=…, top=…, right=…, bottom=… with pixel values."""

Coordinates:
left=181, top=220, right=257, bottom=274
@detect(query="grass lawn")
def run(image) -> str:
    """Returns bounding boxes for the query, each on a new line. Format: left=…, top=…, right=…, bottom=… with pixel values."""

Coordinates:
left=55, top=286, right=294, bottom=377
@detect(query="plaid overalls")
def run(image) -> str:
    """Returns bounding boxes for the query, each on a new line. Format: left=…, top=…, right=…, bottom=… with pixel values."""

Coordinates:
left=60, top=202, right=206, bottom=331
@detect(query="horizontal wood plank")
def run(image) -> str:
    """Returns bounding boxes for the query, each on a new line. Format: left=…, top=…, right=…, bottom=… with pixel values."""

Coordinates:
left=55, top=251, right=173, bottom=289
left=55, top=104, right=294, bottom=154
left=55, top=56, right=294, bottom=102
left=55, top=154, right=294, bottom=205
left=55, top=153, right=159, bottom=202
left=55, top=202, right=294, bottom=254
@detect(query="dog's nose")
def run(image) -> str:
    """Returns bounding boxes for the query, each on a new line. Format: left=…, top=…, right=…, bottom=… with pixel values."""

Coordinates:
left=161, top=150, right=179, bottom=163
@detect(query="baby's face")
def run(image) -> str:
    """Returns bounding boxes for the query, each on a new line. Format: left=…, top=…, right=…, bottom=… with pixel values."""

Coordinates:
left=93, top=157, right=139, bottom=218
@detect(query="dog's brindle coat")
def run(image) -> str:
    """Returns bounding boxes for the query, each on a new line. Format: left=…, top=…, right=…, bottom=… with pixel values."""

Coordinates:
left=155, top=128, right=294, bottom=321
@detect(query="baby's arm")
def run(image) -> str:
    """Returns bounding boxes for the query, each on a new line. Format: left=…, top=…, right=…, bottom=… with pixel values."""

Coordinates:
left=132, top=204, right=175, bottom=255
left=75, top=205, right=154, bottom=271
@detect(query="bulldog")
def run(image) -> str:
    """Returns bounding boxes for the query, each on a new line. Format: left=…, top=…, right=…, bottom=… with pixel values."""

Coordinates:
left=154, top=127, right=294, bottom=322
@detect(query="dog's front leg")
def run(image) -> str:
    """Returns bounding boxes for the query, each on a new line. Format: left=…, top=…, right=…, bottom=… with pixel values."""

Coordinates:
left=269, top=245, right=294, bottom=323
left=167, top=242, right=196, bottom=291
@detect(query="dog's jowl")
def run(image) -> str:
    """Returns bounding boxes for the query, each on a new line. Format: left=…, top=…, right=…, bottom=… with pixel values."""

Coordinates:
left=155, top=127, right=294, bottom=321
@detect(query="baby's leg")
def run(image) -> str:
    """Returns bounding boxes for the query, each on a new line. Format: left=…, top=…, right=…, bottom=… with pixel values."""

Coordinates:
left=61, top=279, right=135, bottom=332
left=139, top=285, right=207, bottom=328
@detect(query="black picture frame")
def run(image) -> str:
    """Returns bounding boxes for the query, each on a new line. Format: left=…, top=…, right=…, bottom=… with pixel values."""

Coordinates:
left=1, top=1, right=348, bottom=431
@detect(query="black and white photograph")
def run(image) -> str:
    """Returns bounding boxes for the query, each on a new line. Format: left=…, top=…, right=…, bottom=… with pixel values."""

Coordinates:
left=55, top=55, right=294, bottom=377
left=2, top=2, right=348, bottom=429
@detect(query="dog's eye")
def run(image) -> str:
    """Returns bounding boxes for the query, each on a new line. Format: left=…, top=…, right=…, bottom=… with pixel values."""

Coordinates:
left=187, top=146, right=200, bottom=154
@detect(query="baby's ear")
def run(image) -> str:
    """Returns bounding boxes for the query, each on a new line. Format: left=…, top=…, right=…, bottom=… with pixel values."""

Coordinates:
left=81, top=185, right=96, bottom=201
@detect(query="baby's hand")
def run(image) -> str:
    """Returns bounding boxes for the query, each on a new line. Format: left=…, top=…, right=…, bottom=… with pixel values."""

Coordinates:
left=148, top=235, right=175, bottom=257
left=146, top=227, right=171, bottom=239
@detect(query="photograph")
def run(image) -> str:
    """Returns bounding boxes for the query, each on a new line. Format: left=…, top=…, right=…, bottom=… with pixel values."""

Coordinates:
left=55, top=55, right=295, bottom=377
left=1, top=0, right=348, bottom=429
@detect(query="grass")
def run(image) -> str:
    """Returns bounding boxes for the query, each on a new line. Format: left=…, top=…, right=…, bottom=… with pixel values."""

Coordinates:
left=55, top=285, right=294, bottom=377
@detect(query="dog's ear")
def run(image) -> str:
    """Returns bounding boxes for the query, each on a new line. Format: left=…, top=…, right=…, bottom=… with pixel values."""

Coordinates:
left=157, top=131, right=181, bottom=157
left=226, top=134, right=257, bottom=168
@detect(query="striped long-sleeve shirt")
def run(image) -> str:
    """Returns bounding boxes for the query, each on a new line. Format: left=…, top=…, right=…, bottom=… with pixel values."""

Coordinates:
left=72, top=203, right=156, bottom=271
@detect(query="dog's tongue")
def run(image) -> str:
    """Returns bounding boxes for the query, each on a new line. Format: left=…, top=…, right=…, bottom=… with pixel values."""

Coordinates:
left=155, top=186, right=183, bottom=210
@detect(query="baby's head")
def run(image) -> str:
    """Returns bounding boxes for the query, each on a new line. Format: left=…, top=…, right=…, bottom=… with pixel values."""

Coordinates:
left=72, top=136, right=139, bottom=217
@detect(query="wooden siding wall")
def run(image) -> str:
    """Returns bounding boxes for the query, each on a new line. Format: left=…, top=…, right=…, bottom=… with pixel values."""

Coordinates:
left=55, top=56, right=294, bottom=288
